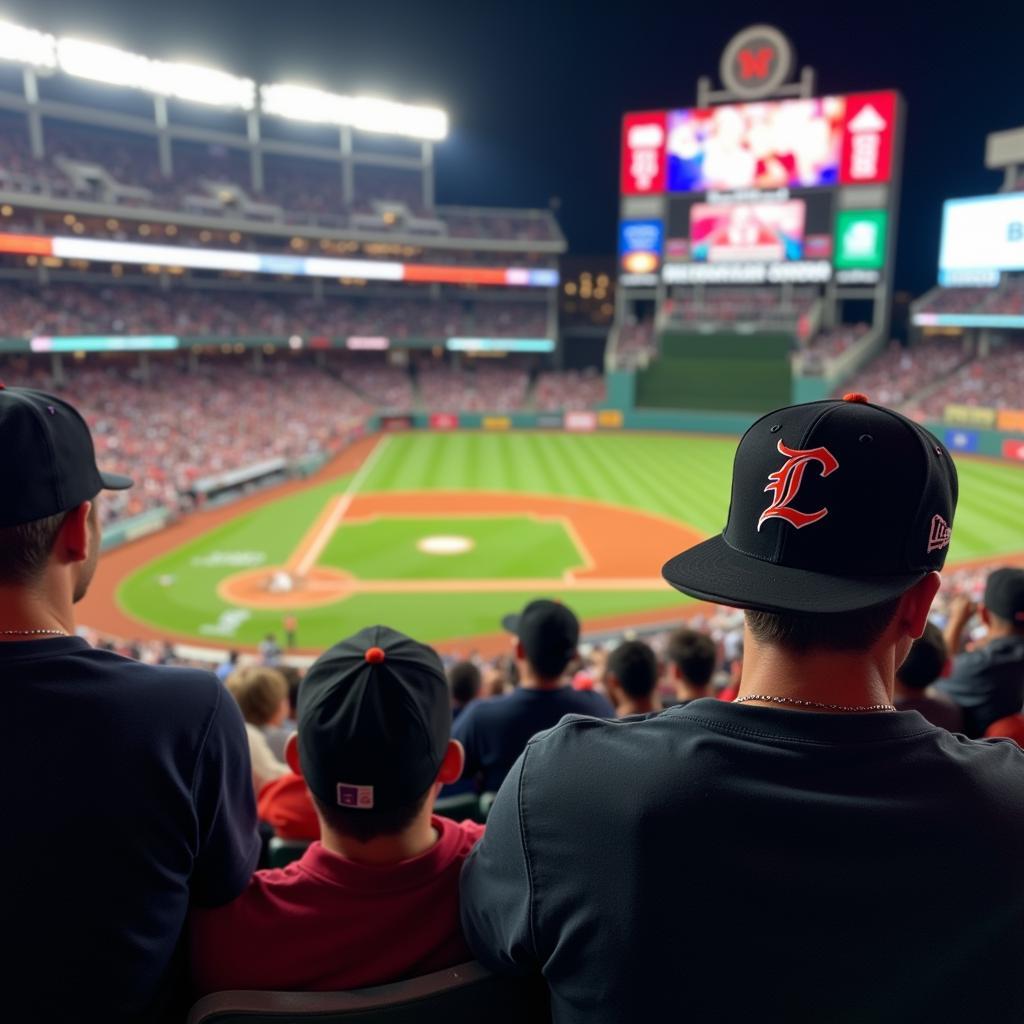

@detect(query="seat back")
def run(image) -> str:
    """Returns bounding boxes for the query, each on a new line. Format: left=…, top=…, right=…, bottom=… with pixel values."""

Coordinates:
left=433, top=792, right=484, bottom=822
left=186, top=961, right=550, bottom=1023
left=266, top=837, right=311, bottom=869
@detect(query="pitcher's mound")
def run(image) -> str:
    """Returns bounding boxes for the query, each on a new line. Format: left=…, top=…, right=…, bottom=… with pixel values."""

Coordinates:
left=219, top=566, right=355, bottom=609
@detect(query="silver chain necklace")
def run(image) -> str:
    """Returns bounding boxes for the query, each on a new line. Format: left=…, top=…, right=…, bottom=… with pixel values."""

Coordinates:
left=0, top=628, right=68, bottom=637
left=735, top=694, right=897, bottom=713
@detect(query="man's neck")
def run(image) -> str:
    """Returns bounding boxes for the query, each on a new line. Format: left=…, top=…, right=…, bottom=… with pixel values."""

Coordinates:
left=674, top=681, right=710, bottom=703
left=0, top=585, right=74, bottom=640
left=738, top=637, right=896, bottom=712
left=320, top=811, right=440, bottom=867
left=617, top=696, right=660, bottom=717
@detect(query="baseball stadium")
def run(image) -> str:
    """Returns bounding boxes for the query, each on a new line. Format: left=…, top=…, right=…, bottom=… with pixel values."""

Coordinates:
left=4, top=9, right=1024, bottom=1022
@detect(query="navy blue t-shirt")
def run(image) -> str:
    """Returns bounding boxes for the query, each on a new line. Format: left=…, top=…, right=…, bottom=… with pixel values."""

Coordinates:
left=451, top=686, right=614, bottom=793
left=935, top=635, right=1024, bottom=736
left=461, top=699, right=1024, bottom=1023
left=4, top=637, right=260, bottom=1022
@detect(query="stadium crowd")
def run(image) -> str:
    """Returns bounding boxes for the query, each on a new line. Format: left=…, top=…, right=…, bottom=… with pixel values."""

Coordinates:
left=0, top=115, right=561, bottom=241
left=0, top=283, right=548, bottom=341
left=4, top=383, right=1024, bottom=1023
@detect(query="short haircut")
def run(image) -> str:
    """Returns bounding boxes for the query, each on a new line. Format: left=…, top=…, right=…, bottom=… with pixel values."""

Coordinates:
left=276, top=664, right=303, bottom=717
left=745, top=596, right=902, bottom=653
left=607, top=640, right=658, bottom=699
left=226, top=666, right=288, bottom=726
left=666, top=628, right=717, bottom=686
left=897, top=622, right=947, bottom=690
left=0, top=511, right=68, bottom=585
left=448, top=660, right=482, bottom=705
left=311, top=786, right=432, bottom=845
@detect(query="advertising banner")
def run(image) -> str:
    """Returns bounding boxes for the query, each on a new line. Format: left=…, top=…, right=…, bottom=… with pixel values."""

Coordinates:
left=834, top=210, right=888, bottom=269
left=943, top=404, right=997, bottom=428
left=564, top=411, right=598, bottom=432
left=939, top=193, right=1024, bottom=280
left=690, top=200, right=806, bottom=262
left=1002, top=439, right=1024, bottom=462
left=619, top=219, right=664, bottom=275
left=839, top=91, right=896, bottom=185
left=997, top=409, right=1024, bottom=433
left=943, top=428, right=980, bottom=453
left=429, top=413, right=459, bottom=430
left=482, top=416, right=511, bottom=431
left=379, top=415, right=413, bottom=431
left=536, top=414, right=564, bottom=428
left=621, top=111, right=668, bottom=195
left=598, top=409, right=624, bottom=428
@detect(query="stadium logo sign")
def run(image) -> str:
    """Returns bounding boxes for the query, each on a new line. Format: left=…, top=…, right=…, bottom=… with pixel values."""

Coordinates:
left=927, top=515, right=952, bottom=554
left=719, top=25, right=794, bottom=99
left=757, top=440, right=839, bottom=532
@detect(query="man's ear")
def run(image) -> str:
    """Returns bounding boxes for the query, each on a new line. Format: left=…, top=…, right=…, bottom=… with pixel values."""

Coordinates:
left=980, top=605, right=992, bottom=627
left=284, top=732, right=301, bottom=776
left=900, top=573, right=942, bottom=640
left=437, top=739, right=464, bottom=785
left=57, top=502, right=91, bottom=564
left=514, top=639, right=525, bottom=661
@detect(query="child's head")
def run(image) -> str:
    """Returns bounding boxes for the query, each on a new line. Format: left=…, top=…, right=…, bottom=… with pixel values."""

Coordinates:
left=226, top=666, right=290, bottom=726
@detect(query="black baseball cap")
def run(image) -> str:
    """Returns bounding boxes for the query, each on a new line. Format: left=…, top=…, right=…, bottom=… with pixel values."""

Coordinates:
left=502, top=599, right=580, bottom=677
left=662, top=395, right=958, bottom=614
left=0, top=385, right=132, bottom=528
left=296, top=625, right=451, bottom=812
left=983, top=568, right=1024, bottom=625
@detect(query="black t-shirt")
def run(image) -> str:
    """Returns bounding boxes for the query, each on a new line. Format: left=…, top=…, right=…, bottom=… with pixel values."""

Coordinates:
left=461, top=699, right=1024, bottom=1023
left=3, top=637, right=260, bottom=1022
left=451, top=686, right=614, bottom=793
left=935, top=635, right=1024, bottom=736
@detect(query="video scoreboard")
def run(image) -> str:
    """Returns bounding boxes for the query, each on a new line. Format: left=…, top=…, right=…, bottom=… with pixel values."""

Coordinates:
left=619, top=91, right=903, bottom=288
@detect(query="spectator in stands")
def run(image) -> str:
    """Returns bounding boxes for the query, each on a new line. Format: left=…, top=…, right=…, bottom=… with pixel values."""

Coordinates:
left=663, top=627, right=717, bottom=707
left=604, top=639, right=660, bottom=717
left=936, top=568, right=1024, bottom=737
left=461, top=397, right=1024, bottom=1021
left=217, top=648, right=240, bottom=682
left=190, top=626, right=480, bottom=994
left=451, top=600, right=614, bottom=794
left=259, top=632, right=282, bottom=665
left=448, top=660, right=482, bottom=722
left=227, top=666, right=290, bottom=793
left=264, top=664, right=302, bottom=762
left=2, top=387, right=258, bottom=1021
left=892, top=622, right=963, bottom=731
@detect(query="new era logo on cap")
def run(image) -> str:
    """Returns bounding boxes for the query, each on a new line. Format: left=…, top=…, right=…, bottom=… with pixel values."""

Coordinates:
left=927, top=514, right=952, bottom=554
left=337, top=783, right=375, bottom=810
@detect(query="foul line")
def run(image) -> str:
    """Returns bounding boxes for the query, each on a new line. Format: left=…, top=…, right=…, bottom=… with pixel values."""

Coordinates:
left=287, top=436, right=391, bottom=577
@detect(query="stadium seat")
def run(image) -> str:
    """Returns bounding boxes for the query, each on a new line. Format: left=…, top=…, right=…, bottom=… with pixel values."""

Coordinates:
left=185, top=960, right=550, bottom=1023
left=433, top=792, right=484, bottom=822
left=479, top=792, right=499, bottom=819
left=266, top=837, right=311, bottom=869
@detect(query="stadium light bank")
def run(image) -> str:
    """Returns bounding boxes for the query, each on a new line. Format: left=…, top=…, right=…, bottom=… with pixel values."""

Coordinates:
left=0, top=17, right=448, bottom=139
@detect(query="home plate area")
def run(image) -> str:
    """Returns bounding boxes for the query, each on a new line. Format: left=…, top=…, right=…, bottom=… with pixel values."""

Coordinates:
left=217, top=491, right=703, bottom=611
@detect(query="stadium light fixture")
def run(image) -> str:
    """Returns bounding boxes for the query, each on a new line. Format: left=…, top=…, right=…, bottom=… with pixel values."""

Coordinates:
left=56, top=37, right=255, bottom=110
left=261, top=83, right=448, bottom=140
left=0, top=19, right=57, bottom=68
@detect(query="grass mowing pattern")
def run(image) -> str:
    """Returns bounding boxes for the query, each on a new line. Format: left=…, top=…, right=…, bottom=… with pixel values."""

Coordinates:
left=117, top=433, right=1024, bottom=648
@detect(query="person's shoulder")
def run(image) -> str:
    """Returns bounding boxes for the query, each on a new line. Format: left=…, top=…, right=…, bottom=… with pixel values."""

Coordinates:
left=570, top=689, right=615, bottom=715
left=939, top=728, right=1024, bottom=775
left=450, top=817, right=486, bottom=852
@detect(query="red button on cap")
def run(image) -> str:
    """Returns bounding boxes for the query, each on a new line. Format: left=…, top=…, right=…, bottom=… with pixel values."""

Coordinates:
left=365, top=646, right=386, bottom=664
left=842, top=392, right=869, bottom=404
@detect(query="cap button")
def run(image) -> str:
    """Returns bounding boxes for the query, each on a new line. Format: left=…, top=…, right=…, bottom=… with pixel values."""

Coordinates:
left=365, top=646, right=386, bottom=664
left=842, top=392, right=869, bottom=404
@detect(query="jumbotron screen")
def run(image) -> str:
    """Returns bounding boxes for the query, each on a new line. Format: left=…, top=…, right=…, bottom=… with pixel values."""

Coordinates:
left=619, top=91, right=901, bottom=286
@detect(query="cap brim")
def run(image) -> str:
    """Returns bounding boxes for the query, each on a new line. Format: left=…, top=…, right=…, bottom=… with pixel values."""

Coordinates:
left=500, top=613, right=520, bottom=634
left=662, top=535, right=925, bottom=614
left=99, top=471, right=134, bottom=491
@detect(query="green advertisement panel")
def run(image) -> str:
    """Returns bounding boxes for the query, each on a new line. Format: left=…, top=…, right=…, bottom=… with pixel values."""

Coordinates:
left=834, top=210, right=888, bottom=270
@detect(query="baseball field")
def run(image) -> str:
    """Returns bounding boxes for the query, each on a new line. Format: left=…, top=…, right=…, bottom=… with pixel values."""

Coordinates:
left=80, top=431, right=1024, bottom=654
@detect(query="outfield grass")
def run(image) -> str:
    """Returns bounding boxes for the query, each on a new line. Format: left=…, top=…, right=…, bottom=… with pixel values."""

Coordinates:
left=116, top=432, right=1024, bottom=648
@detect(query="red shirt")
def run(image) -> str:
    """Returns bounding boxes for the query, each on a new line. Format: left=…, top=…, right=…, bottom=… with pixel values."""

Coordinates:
left=985, top=714, right=1024, bottom=746
left=189, top=816, right=485, bottom=995
left=257, top=773, right=319, bottom=840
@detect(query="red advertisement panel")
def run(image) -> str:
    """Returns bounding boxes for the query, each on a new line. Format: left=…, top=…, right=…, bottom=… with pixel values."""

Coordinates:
left=621, top=111, right=668, bottom=195
left=1001, top=439, right=1024, bottom=462
left=429, top=412, right=459, bottom=430
left=839, top=91, right=897, bottom=185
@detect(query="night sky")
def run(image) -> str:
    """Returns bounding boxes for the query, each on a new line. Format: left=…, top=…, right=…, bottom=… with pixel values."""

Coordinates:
left=17, top=0, right=1024, bottom=294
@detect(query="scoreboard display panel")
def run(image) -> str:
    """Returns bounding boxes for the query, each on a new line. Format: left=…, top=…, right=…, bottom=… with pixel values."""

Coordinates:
left=619, top=91, right=902, bottom=287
